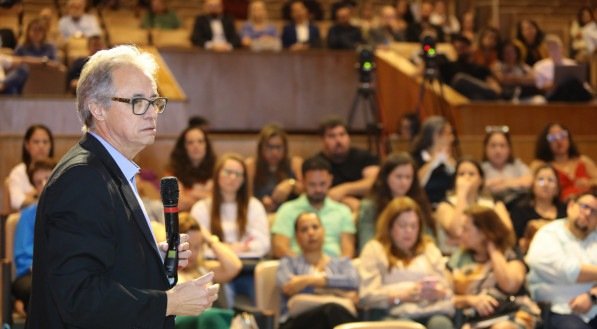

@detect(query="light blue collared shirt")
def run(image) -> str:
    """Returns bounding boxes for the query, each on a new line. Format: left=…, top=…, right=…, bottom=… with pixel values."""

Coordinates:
left=88, top=132, right=157, bottom=246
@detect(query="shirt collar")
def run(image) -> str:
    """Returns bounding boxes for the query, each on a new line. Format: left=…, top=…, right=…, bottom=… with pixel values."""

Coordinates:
left=89, top=131, right=140, bottom=182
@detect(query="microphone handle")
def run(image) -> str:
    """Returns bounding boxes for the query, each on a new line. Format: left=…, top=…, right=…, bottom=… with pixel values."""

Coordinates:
left=164, top=206, right=179, bottom=287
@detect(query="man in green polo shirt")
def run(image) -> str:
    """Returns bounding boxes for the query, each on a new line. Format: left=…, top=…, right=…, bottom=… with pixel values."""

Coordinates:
left=271, top=156, right=356, bottom=259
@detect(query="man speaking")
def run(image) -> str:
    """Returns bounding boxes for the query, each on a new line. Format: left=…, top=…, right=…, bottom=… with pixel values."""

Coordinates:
left=26, top=45, right=219, bottom=329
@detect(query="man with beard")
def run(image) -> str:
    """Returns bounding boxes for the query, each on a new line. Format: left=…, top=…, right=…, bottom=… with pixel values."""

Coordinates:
left=271, top=156, right=355, bottom=259
left=314, top=118, right=379, bottom=212
left=526, top=191, right=597, bottom=329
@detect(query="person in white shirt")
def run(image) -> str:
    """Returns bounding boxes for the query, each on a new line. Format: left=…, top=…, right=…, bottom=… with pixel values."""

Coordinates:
left=58, top=0, right=101, bottom=39
left=190, top=153, right=270, bottom=306
left=6, top=124, right=54, bottom=211
left=526, top=191, right=597, bottom=329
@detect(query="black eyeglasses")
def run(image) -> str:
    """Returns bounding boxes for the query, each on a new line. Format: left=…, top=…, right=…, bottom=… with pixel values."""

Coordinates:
left=111, top=96, right=168, bottom=115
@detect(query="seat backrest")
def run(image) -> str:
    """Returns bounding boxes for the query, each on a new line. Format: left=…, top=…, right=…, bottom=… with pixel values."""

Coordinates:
left=150, top=29, right=191, bottom=48
left=1, top=179, right=12, bottom=216
left=22, top=64, right=67, bottom=95
left=334, top=320, right=426, bottom=329
left=5, top=212, right=20, bottom=281
left=254, top=260, right=280, bottom=317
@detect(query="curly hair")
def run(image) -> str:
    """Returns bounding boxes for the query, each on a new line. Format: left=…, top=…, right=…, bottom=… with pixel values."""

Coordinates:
left=167, top=126, right=216, bottom=188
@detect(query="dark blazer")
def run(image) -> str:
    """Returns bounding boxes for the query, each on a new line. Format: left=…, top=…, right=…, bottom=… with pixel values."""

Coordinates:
left=281, top=22, right=321, bottom=49
left=190, top=14, right=241, bottom=48
left=26, top=133, right=173, bottom=329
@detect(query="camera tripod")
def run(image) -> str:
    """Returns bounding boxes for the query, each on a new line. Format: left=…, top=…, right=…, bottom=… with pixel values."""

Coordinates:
left=347, top=82, right=383, bottom=156
left=414, top=64, right=447, bottom=117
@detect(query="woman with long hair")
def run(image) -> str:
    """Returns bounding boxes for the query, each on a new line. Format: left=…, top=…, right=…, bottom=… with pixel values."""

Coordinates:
left=435, top=158, right=512, bottom=254
left=509, top=164, right=566, bottom=245
left=359, top=197, right=454, bottom=329
left=450, top=205, right=539, bottom=329
left=15, top=18, right=58, bottom=60
left=358, top=152, right=435, bottom=251
left=166, top=125, right=216, bottom=211
left=246, top=124, right=303, bottom=213
left=411, top=116, right=457, bottom=206
left=530, top=122, right=597, bottom=202
left=190, top=154, right=269, bottom=304
left=240, top=0, right=280, bottom=50
left=481, top=128, right=532, bottom=203
left=6, top=124, right=54, bottom=211
left=514, top=19, right=548, bottom=66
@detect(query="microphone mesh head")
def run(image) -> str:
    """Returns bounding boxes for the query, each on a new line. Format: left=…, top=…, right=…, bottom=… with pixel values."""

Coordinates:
left=160, top=176, right=179, bottom=206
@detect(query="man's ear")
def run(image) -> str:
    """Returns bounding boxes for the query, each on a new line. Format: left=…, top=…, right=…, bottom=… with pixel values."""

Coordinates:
left=89, top=101, right=106, bottom=121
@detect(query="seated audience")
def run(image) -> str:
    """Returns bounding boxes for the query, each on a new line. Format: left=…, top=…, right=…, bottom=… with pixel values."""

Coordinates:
left=509, top=164, right=566, bottom=242
left=315, top=118, right=379, bottom=212
left=271, top=156, right=355, bottom=259
left=281, top=0, right=324, bottom=21
left=58, top=0, right=102, bottom=39
left=358, top=152, right=435, bottom=251
left=0, top=53, right=31, bottom=95
left=327, top=4, right=363, bottom=50
left=471, top=27, right=502, bottom=69
left=166, top=125, right=216, bottom=212
left=245, top=124, right=303, bottom=213
left=435, top=158, right=512, bottom=254
left=67, top=35, right=105, bottom=94
left=240, top=0, right=281, bottom=51
left=533, top=34, right=593, bottom=102
left=526, top=191, right=597, bottom=329
left=140, top=0, right=181, bottom=29
left=175, top=213, right=241, bottom=328
left=450, top=205, right=539, bottom=329
left=429, top=0, right=460, bottom=40
left=570, top=6, right=597, bottom=62
left=491, top=40, right=540, bottom=101
left=368, top=5, right=407, bottom=46
left=191, top=0, right=241, bottom=51
left=281, top=0, right=322, bottom=50
left=39, top=7, right=62, bottom=47
left=190, top=154, right=269, bottom=305
left=277, top=212, right=359, bottom=329
left=481, top=127, right=532, bottom=204
left=15, top=18, right=58, bottom=61
left=393, top=112, right=420, bottom=144
left=405, top=1, right=444, bottom=42
left=514, top=19, right=547, bottom=66
left=459, top=10, right=477, bottom=43
left=329, top=0, right=356, bottom=21
left=438, top=34, right=502, bottom=100
left=6, top=124, right=54, bottom=211
left=531, top=123, right=597, bottom=201
left=352, top=0, right=376, bottom=40
left=410, top=116, right=456, bottom=206
left=359, top=197, right=454, bottom=329
left=12, top=158, right=56, bottom=312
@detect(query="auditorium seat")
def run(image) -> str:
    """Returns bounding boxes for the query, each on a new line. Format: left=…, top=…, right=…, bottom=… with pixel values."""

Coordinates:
left=64, top=36, right=88, bottom=66
left=22, top=63, right=67, bottom=95
left=106, top=26, right=150, bottom=47
left=150, top=28, right=192, bottom=48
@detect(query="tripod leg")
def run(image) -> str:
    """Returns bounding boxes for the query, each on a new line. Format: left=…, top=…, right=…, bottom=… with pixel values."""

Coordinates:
left=347, top=90, right=362, bottom=128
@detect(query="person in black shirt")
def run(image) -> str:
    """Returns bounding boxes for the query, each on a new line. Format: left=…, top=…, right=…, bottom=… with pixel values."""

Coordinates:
left=314, top=118, right=379, bottom=211
left=327, top=4, right=363, bottom=50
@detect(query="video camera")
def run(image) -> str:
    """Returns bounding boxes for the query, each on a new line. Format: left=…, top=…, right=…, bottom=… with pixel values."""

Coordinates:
left=357, top=45, right=375, bottom=84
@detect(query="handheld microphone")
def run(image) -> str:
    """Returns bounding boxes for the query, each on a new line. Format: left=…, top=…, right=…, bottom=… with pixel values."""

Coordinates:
left=160, top=176, right=180, bottom=288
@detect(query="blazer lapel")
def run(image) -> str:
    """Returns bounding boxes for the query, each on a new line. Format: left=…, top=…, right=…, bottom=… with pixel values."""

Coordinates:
left=80, top=134, right=164, bottom=265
